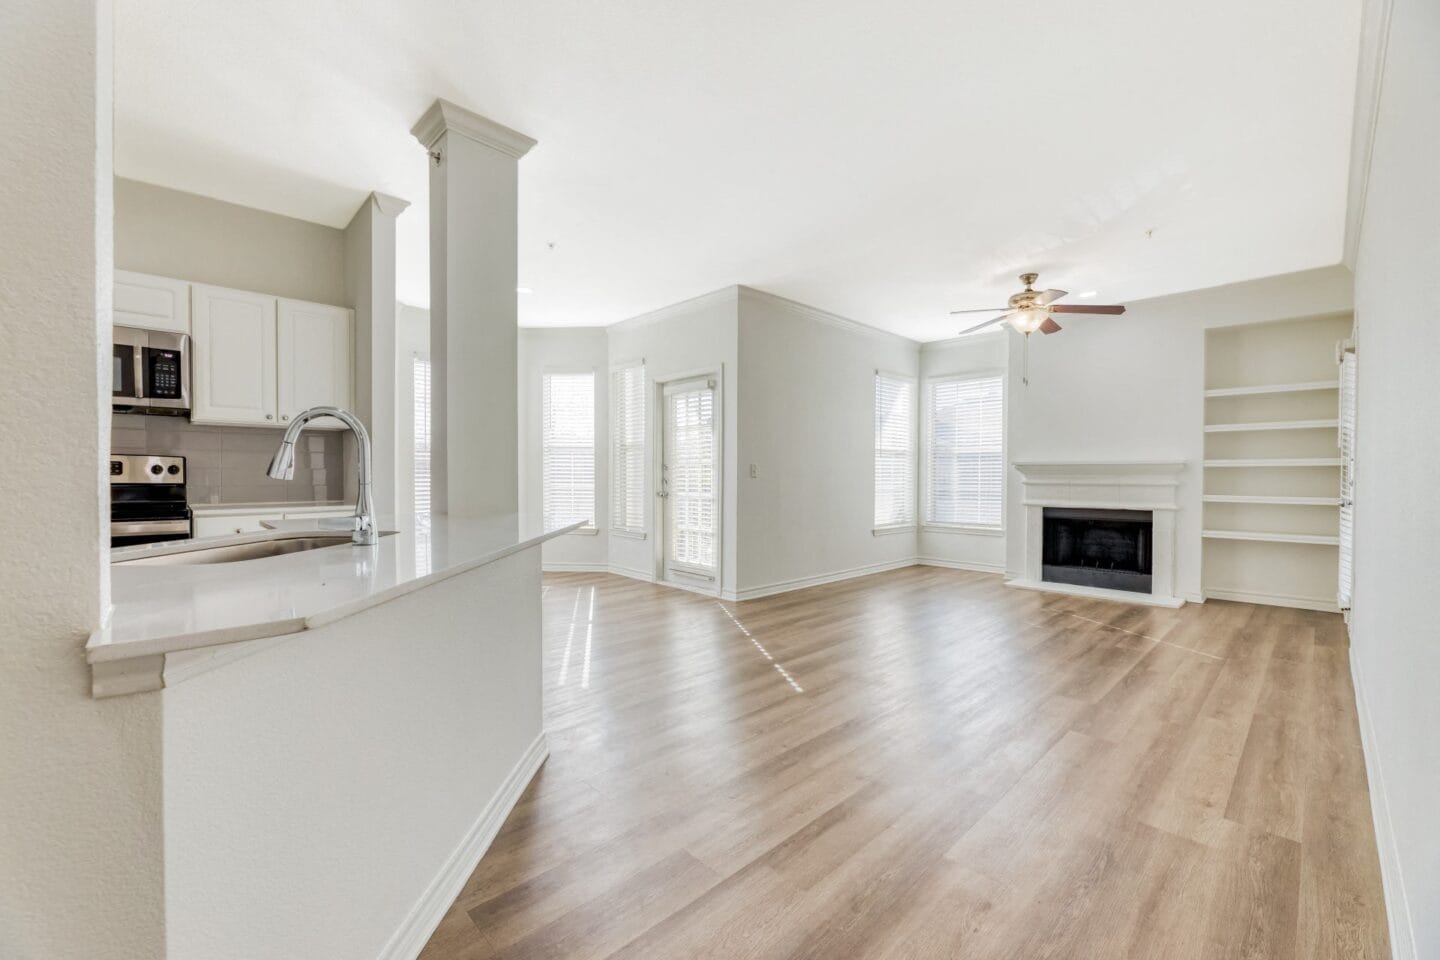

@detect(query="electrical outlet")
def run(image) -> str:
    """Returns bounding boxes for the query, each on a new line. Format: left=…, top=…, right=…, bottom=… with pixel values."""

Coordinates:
left=749, top=463, right=758, bottom=479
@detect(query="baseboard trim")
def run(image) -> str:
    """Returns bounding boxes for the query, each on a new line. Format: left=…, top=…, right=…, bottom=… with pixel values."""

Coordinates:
left=915, top=556, right=1005, bottom=574
left=1203, top=587, right=1339, bottom=613
left=729, top=558, right=917, bottom=601
left=541, top=561, right=609, bottom=573
left=1349, top=647, right=1417, bottom=960
left=377, top=732, right=549, bottom=960
left=606, top=564, right=655, bottom=583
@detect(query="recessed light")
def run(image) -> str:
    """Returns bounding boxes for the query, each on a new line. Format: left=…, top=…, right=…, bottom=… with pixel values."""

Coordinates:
left=1076, top=290, right=1098, bottom=299
left=516, top=286, right=533, bottom=295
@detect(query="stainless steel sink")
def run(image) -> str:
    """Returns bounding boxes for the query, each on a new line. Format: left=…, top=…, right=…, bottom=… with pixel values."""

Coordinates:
left=115, top=532, right=395, bottom=566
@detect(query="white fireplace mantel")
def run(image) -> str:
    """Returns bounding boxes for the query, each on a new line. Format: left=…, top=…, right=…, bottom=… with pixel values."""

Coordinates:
left=1009, top=460, right=1187, bottom=607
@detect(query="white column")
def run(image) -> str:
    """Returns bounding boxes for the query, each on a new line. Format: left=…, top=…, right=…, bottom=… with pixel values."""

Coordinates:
left=0, top=0, right=164, bottom=956
left=344, top=190, right=410, bottom=516
left=411, top=99, right=535, bottom=528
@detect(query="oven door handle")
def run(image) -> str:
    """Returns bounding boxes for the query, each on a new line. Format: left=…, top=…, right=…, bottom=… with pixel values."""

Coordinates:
left=111, top=519, right=190, bottom=536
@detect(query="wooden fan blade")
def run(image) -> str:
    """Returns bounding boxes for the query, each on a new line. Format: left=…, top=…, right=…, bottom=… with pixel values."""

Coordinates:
left=1051, top=304, right=1125, bottom=315
left=1039, top=317, right=1062, bottom=335
left=958, top=314, right=1009, bottom=336
left=949, top=305, right=1010, bottom=315
left=1034, top=288, right=1068, bottom=306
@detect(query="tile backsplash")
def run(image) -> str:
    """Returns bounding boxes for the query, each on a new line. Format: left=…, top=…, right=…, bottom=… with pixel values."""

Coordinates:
left=112, top=414, right=344, bottom=504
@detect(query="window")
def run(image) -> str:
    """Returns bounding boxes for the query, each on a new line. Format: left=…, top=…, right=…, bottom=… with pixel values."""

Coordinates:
left=542, top=372, right=596, bottom=532
left=873, top=372, right=916, bottom=528
left=926, top=374, right=1004, bottom=528
left=412, top=355, right=431, bottom=524
left=611, top=363, right=646, bottom=535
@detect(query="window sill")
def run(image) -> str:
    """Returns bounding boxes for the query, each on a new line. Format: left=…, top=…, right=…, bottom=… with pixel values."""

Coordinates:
left=923, top=524, right=1005, bottom=537
left=612, top=529, right=647, bottom=541
left=563, top=526, right=600, bottom=536
left=872, top=525, right=917, bottom=537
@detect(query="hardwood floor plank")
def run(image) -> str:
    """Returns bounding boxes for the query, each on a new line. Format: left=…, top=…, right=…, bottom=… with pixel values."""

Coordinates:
left=418, top=568, right=1390, bottom=960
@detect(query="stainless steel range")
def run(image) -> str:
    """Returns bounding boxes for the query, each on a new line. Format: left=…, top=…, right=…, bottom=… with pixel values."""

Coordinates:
left=110, top=454, right=192, bottom=547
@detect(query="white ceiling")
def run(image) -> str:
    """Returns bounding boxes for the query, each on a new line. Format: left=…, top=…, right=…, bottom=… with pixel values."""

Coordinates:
left=114, top=0, right=1361, bottom=342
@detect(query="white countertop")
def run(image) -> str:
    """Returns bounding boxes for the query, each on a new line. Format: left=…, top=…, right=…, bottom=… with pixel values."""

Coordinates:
left=190, top=500, right=352, bottom=516
left=89, top=513, right=578, bottom=666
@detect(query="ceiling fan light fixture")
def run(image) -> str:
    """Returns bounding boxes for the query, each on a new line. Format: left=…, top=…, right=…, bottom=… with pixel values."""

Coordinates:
left=1009, top=306, right=1049, bottom=335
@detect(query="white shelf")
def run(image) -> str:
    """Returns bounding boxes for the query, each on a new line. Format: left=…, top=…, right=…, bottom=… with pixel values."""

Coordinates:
left=1203, top=419, right=1338, bottom=433
left=1203, top=495, right=1339, bottom=506
left=1203, top=380, right=1339, bottom=398
left=1203, top=458, right=1342, bottom=468
left=1203, top=529, right=1339, bottom=546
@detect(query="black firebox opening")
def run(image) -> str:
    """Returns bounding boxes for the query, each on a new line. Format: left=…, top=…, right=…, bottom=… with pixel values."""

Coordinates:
left=1042, top=507, right=1153, bottom=594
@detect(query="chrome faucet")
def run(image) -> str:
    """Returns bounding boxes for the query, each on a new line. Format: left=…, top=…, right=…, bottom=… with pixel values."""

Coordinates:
left=266, top=405, right=377, bottom=545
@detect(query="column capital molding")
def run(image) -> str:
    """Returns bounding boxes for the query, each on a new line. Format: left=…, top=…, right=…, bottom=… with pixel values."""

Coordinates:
left=410, top=98, right=536, bottom=159
left=369, top=191, right=411, bottom=219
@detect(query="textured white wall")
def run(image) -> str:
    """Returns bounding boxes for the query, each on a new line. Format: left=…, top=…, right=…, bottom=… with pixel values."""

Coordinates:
left=606, top=289, right=741, bottom=589
left=917, top=331, right=1009, bottom=572
left=1004, top=267, right=1354, bottom=598
left=164, top=550, right=544, bottom=960
left=736, top=290, right=919, bottom=594
left=0, top=2, right=165, bottom=957
left=1349, top=0, right=1440, bottom=953
left=115, top=177, right=347, bottom=305
left=518, top=327, right=610, bottom=568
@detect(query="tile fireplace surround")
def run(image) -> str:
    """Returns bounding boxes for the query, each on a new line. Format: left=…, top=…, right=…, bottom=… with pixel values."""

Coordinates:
left=1009, top=460, right=1187, bottom=607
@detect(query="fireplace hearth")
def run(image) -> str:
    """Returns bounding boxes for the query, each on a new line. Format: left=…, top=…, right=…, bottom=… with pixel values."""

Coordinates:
left=1042, top=507, right=1153, bottom=594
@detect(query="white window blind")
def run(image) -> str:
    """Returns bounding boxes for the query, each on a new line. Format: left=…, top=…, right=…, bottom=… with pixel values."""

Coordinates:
left=542, top=372, right=596, bottom=532
left=611, top=363, right=646, bottom=534
left=874, top=372, right=916, bottom=528
left=1338, top=348, right=1356, bottom=610
left=412, top=355, right=432, bottom=524
left=926, top=374, right=1004, bottom=528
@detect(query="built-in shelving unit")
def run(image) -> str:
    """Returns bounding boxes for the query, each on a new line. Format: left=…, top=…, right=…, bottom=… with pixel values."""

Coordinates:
left=1202, top=313, right=1352, bottom=611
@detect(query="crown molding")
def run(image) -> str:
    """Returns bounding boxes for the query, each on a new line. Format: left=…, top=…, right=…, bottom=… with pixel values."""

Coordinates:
left=1343, top=0, right=1395, bottom=268
left=607, top=286, right=741, bottom=333
left=410, top=98, right=536, bottom=159
left=735, top=286, right=919, bottom=347
left=369, top=191, right=411, bottom=219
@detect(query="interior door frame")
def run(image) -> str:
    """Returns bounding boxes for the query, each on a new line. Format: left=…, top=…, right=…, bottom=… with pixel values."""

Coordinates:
left=650, top=363, right=724, bottom=597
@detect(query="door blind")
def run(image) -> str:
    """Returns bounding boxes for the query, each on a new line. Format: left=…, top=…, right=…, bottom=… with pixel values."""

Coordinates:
left=874, top=372, right=916, bottom=527
left=666, top=385, right=717, bottom=570
left=412, top=355, right=431, bottom=525
left=1338, top=348, right=1357, bottom=610
left=926, top=374, right=1004, bottom=528
left=611, top=363, right=646, bottom=534
left=542, top=372, right=596, bottom=532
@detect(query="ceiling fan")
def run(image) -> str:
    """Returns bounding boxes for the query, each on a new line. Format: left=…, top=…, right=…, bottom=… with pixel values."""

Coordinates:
left=950, top=273, right=1125, bottom=336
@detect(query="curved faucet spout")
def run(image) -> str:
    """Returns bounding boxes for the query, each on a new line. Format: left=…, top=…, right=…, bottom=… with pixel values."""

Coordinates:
left=266, top=405, right=377, bottom=545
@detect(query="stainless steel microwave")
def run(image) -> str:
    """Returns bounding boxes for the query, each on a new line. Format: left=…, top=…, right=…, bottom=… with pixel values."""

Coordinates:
left=113, top=326, right=190, bottom=416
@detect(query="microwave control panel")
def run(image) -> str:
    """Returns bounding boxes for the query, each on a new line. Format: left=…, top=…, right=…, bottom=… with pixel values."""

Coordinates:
left=144, top=348, right=183, bottom=400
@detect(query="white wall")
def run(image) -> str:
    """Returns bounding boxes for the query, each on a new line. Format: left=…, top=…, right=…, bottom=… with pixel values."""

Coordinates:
left=917, top=330, right=1010, bottom=572
left=0, top=2, right=166, bottom=956
left=736, top=288, right=919, bottom=596
left=164, top=549, right=545, bottom=960
left=606, top=288, right=741, bottom=590
left=115, top=176, right=348, bottom=306
left=1004, top=266, right=1354, bottom=599
left=518, top=327, right=610, bottom=569
left=1348, top=0, right=1440, bottom=953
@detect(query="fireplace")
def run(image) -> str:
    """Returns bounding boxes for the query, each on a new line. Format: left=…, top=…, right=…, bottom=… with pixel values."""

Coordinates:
left=1042, top=507, right=1153, bottom=594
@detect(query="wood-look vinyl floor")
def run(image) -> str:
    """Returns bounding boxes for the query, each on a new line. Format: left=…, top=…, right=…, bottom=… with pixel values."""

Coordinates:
left=419, top=566, right=1390, bottom=960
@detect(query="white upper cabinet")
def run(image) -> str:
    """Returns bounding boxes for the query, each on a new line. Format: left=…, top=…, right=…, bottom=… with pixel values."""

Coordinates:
left=115, top=270, right=190, bottom=334
left=191, top=284, right=278, bottom=426
left=277, top=299, right=354, bottom=428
